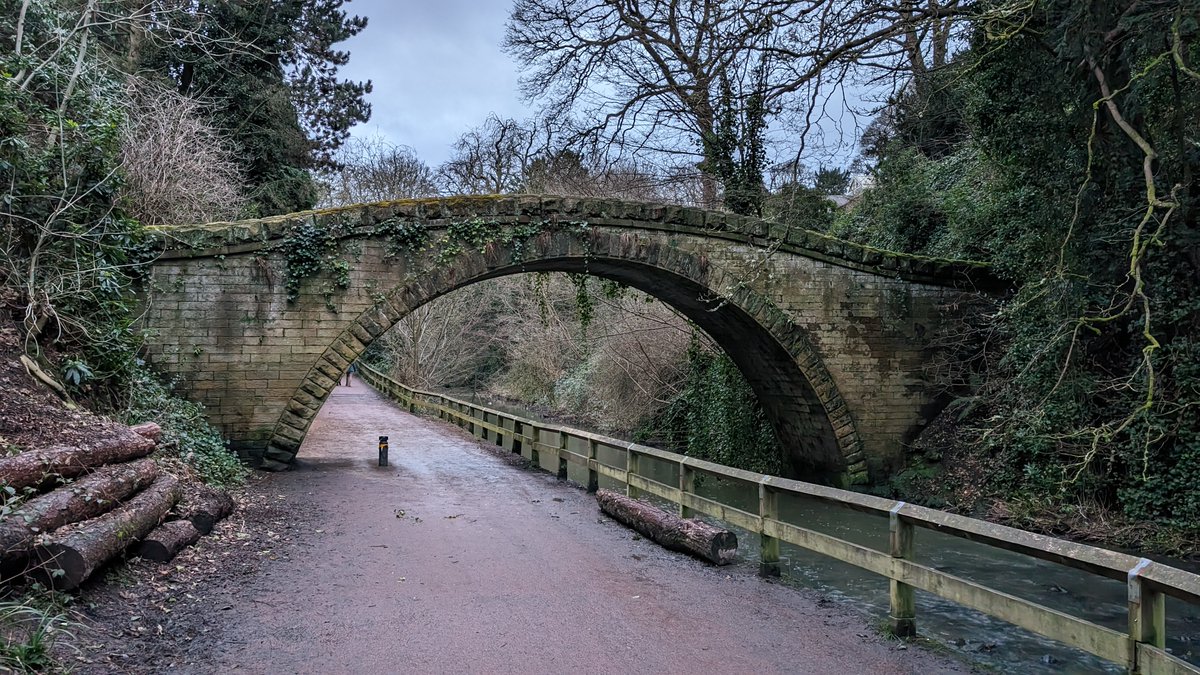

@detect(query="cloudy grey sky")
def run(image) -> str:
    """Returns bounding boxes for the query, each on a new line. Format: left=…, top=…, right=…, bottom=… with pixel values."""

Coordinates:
left=338, top=0, right=530, bottom=167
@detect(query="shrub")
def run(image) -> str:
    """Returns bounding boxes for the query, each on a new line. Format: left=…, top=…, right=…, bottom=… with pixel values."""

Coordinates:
left=120, top=365, right=246, bottom=487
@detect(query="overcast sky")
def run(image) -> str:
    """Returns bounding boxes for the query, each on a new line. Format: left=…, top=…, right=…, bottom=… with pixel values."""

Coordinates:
left=338, top=0, right=530, bottom=167
left=336, top=0, right=864, bottom=175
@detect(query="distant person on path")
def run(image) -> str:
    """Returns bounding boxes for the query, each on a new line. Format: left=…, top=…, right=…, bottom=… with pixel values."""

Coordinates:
left=345, top=361, right=358, bottom=386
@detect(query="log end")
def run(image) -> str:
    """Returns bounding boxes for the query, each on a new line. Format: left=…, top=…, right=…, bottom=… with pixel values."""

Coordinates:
left=129, top=422, right=163, bottom=443
left=138, top=520, right=202, bottom=563
left=135, top=540, right=172, bottom=563
left=30, top=544, right=89, bottom=591
left=179, top=485, right=235, bottom=535
left=712, top=534, right=739, bottom=566
left=188, top=514, right=216, bottom=536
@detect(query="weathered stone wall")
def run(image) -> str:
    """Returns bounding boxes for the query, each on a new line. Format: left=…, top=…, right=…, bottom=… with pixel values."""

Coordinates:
left=692, top=241, right=960, bottom=474
left=141, top=195, right=991, bottom=484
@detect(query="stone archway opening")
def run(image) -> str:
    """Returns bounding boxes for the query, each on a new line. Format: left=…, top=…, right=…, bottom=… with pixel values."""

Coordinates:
left=269, top=243, right=855, bottom=484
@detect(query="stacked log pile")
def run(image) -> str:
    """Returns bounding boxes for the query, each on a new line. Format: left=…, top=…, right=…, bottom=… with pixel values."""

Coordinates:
left=0, top=423, right=236, bottom=590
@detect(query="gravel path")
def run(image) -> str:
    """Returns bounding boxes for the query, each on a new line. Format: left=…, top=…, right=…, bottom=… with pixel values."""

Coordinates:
left=195, top=383, right=968, bottom=675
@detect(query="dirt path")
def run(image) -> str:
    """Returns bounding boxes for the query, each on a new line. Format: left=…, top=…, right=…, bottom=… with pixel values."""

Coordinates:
left=184, top=383, right=967, bottom=674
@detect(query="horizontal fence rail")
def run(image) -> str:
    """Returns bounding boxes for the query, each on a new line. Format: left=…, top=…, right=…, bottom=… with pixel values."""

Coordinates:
left=359, top=364, right=1200, bottom=674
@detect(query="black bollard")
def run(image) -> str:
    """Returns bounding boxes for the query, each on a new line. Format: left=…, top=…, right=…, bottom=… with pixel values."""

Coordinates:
left=378, top=435, right=389, bottom=467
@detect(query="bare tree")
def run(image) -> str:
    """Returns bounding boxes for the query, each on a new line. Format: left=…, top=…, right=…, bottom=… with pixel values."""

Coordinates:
left=377, top=285, right=504, bottom=389
left=576, top=290, right=696, bottom=431
left=505, top=0, right=966, bottom=208
left=318, top=136, right=438, bottom=207
left=482, top=273, right=700, bottom=433
left=523, top=151, right=694, bottom=203
left=437, top=114, right=542, bottom=194
left=119, top=78, right=246, bottom=225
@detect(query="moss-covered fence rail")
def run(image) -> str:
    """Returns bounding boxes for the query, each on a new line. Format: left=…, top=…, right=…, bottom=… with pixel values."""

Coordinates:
left=360, top=363, right=1200, bottom=675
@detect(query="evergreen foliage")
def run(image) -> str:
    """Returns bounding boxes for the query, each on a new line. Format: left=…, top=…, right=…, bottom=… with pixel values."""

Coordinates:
left=701, top=71, right=769, bottom=216
left=838, top=1, right=1200, bottom=531
left=144, top=0, right=372, bottom=216
left=121, top=365, right=248, bottom=487
left=1, top=1, right=152, bottom=392
left=637, top=336, right=782, bottom=476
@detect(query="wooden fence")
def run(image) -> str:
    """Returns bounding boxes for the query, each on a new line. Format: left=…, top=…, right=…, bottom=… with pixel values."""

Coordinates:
left=359, top=364, right=1200, bottom=674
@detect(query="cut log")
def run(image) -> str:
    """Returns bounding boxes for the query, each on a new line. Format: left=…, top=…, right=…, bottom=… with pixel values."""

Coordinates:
left=30, top=474, right=181, bottom=590
left=177, top=484, right=235, bottom=535
left=136, top=520, right=201, bottom=563
left=0, top=433, right=156, bottom=492
left=129, top=422, right=163, bottom=442
left=0, top=459, right=158, bottom=560
left=596, top=489, right=737, bottom=565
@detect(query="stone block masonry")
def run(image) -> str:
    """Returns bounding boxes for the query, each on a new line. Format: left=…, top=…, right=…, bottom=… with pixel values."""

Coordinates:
left=140, top=195, right=997, bottom=485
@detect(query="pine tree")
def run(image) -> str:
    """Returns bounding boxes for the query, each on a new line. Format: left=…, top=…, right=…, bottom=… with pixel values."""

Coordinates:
left=144, top=0, right=372, bottom=216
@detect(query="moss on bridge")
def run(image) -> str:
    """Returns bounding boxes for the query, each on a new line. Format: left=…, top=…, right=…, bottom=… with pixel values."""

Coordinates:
left=148, top=195, right=998, bottom=290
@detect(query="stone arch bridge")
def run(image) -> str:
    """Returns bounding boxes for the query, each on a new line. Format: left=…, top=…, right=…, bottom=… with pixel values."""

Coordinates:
left=142, top=195, right=993, bottom=485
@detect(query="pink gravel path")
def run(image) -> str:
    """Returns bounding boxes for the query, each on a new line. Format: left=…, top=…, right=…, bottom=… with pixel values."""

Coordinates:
left=197, top=383, right=968, bottom=675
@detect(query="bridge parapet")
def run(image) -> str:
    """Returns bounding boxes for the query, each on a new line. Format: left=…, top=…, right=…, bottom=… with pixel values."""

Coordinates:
left=151, top=194, right=997, bottom=290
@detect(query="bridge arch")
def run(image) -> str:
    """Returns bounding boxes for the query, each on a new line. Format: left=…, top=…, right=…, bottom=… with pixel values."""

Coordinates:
left=265, top=228, right=862, bottom=483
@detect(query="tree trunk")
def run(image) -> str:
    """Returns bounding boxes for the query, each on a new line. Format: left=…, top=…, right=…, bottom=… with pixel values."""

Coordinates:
left=0, top=432, right=155, bottom=491
left=136, top=520, right=201, bottom=563
left=30, top=474, right=180, bottom=590
left=596, top=489, right=737, bottom=565
left=0, top=459, right=158, bottom=560
left=177, top=484, right=235, bottom=535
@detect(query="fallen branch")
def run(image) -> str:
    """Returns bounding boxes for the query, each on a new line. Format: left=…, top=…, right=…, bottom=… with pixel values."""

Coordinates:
left=18, top=354, right=74, bottom=408
left=596, top=489, right=737, bottom=565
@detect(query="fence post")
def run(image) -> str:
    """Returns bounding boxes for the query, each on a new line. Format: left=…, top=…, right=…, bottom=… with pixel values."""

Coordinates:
left=626, top=446, right=641, bottom=498
left=1127, top=558, right=1166, bottom=671
left=557, top=431, right=569, bottom=480
left=678, top=460, right=695, bottom=518
left=759, top=479, right=781, bottom=577
left=500, top=417, right=513, bottom=451
left=586, top=439, right=599, bottom=493
left=528, top=425, right=540, bottom=467
left=889, top=502, right=916, bottom=637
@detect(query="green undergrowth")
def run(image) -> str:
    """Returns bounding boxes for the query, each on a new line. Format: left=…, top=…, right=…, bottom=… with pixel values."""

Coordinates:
left=119, top=365, right=247, bottom=488
left=0, top=591, right=78, bottom=673
left=636, top=337, right=782, bottom=476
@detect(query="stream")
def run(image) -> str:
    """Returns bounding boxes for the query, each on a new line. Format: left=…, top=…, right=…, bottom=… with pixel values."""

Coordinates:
left=446, top=389, right=1200, bottom=673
